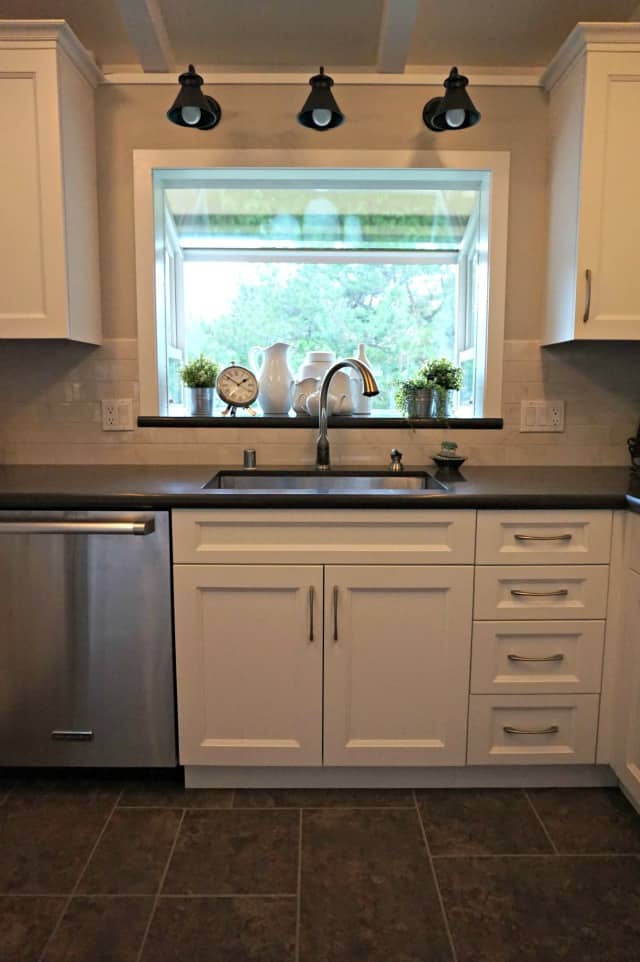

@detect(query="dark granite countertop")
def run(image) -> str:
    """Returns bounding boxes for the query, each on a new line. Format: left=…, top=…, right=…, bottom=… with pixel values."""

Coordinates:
left=0, top=464, right=637, bottom=511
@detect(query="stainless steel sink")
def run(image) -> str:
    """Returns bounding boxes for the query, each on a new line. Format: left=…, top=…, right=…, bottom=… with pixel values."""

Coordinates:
left=203, top=470, right=447, bottom=492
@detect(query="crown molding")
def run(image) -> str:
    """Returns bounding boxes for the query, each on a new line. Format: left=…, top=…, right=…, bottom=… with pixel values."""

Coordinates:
left=542, top=21, right=640, bottom=91
left=0, top=19, right=103, bottom=86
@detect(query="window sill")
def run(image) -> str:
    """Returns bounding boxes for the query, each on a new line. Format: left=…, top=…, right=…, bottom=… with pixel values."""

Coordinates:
left=138, top=415, right=503, bottom=430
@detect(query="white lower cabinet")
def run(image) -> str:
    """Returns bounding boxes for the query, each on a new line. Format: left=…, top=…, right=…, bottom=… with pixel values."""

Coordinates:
left=173, top=565, right=324, bottom=767
left=173, top=562, right=473, bottom=768
left=612, top=570, right=640, bottom=807
left=323, top=566, right=473, bottom=766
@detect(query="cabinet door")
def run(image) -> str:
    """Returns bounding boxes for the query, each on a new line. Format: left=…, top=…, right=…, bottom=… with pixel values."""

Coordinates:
left=613, top=571, right=640, bottom=809
left=0, top=49, right=68, bottom=338
left=578, top=52, right=640, bottom=339
left=324, top=566, right=473, bottom=766
left=173, top=565, right=323, bottom=767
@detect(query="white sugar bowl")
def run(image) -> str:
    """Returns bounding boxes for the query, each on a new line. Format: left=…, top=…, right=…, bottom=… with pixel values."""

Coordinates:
left=292, top=377, right=319, bottom=415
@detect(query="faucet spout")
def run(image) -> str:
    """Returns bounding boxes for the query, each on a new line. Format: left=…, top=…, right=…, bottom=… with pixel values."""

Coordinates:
left=316, top=359, right=380, bottom=470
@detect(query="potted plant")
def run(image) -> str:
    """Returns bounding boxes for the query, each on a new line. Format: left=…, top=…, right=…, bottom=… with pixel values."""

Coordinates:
left=395, top=368, right=434, bottom=418
left=180, top=354, right=219, bottom=416
left=424, top=357, right=463, bottom=418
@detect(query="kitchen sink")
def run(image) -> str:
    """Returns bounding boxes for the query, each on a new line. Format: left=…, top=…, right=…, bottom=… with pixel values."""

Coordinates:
left=203, top=470, right=447, bottom=492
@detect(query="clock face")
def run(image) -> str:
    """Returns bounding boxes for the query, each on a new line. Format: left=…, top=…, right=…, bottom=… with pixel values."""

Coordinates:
left=216, top=365, right=259, bottom=407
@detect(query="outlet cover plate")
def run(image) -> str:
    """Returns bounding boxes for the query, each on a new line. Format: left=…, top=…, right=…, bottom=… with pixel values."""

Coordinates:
left=520, top=400, right=565, bottom=433
left=102, top=398, right=134, bottom=431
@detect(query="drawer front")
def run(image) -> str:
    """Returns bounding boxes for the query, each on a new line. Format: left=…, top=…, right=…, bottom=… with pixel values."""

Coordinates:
left=172, top=509, right=476, bottom=565
left=467, top=694, right=600, bottom=765
left=470, top=621, right=605, bottom=694
left=474, top=565, right=609, bottom=620
left=476, top=511, right=612, bottom=565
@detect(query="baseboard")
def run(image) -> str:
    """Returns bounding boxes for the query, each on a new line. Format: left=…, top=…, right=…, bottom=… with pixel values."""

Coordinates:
left=184, top=763, right=618, bottom=790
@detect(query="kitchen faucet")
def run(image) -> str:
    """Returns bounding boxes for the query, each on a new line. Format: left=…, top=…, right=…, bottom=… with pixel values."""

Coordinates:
left=316, top=359, right=379, bottom=470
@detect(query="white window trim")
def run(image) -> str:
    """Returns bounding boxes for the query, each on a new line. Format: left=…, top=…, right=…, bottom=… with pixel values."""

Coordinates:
left=133, top=148, right=510, bottom=417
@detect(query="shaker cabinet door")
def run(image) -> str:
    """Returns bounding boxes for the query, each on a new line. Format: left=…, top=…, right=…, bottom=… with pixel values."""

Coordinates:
left=173, top=564, right=323, bottom=767
left=323, top=565, right=473, bottom=766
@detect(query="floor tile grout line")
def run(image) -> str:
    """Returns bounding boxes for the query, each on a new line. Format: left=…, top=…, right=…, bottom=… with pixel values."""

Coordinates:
left=295, top=809, right=303, bottom=962
left=412, top=789, right=459, bottom=962
left=523, top=789, right=559, bottom=855
left=36, top=787, right=125, bottom=962
left=430, top=852, right=640, bottom=859
left=115, top=803, right=415, bottom=811
left=135, top=808, right=187, bottom=962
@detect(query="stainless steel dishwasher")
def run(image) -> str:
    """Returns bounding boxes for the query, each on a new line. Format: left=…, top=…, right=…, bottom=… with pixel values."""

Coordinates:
left=0, top=510, right=176, bottom=767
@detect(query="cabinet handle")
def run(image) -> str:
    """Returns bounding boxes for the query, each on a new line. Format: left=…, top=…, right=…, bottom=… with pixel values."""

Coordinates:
left=510, top=588, right=569, bottom=598
left=507, top=653, right=565, bottom=663
left=514, top=533, right=572, bottom=543
left=333, top=586, right=339, bottom=642
left=503, top=725, right=560, bottom=736
left=583, top=268, right=592, bottom=323
left=308, top=586, right=315, bottom=642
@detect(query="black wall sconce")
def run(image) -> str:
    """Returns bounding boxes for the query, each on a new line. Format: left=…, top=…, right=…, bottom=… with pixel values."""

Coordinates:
left=297, top=66, right=344, bottom=130
left=423, top=67, right=480, bottom=131
left=167, top=64, right=221, bottom=130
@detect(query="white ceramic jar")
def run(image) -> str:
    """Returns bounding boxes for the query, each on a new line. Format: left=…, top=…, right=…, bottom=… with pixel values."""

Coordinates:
left=296, top=351, right=336, bottom=382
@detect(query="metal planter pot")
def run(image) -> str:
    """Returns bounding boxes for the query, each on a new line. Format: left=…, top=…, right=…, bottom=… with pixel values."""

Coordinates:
left=187, top=387, right=215, bottom=416
left=414, top=388, right=434, bottom=418
left=431, top=387, right=455, bottom=418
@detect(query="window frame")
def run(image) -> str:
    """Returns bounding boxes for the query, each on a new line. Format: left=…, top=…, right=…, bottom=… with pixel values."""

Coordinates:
left=134, top=149, right=510, bottom=418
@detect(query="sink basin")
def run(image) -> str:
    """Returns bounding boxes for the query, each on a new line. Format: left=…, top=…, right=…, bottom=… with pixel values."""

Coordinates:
left=203, top=470, right=447, bottom=492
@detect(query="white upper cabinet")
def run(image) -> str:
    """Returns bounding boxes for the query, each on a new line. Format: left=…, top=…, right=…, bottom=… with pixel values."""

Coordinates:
left=0, top=21, right=102, bottom=342
left=543, top=24, right=640, bottom=343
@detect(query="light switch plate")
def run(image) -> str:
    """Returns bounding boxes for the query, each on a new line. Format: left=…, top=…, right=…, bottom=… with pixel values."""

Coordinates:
left=102, top=398, right=134, bottom=431
left=520, top=400, right=565, bottom=433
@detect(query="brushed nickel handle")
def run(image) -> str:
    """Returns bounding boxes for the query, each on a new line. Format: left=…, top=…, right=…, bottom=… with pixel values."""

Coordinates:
left=508, top=653, right=565, bottom=663
left=308, top=586, right=315, bottom=642
left=0, top=520, right=154, bottom=536
left=510, top=588, right=569, bottom=598
left=514, top=533, right=572, bottom=543
left=333, top=586, right=339, bottom=642
left=583, top=268, right=592, bottom=323
left=503, top=725, right=559, bottom=736
left=51, top=730, right=94, bottom=741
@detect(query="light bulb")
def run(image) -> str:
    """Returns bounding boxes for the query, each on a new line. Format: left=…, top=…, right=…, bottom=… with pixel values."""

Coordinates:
left=311, top=107, right=332, bottom=128
left=445, top=108, right=466, bottom=129
left=181, top=105, right=202, bottom=126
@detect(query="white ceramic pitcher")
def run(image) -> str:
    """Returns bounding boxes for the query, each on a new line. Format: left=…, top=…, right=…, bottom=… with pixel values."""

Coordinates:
left=249, top=342, right=294, bottom=415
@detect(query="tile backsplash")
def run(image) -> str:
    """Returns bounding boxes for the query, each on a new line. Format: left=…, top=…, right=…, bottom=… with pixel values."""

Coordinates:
left=1, top=339, right=639, bottom=466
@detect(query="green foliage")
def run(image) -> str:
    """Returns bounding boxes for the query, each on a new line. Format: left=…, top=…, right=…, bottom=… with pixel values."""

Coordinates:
left=184, top=261, right=457, bottom=409
left=179, top=354, right=219, bottom=388
left=394, top=373, right=431, bottom=414
left=423, top=357, right=463, bottom=391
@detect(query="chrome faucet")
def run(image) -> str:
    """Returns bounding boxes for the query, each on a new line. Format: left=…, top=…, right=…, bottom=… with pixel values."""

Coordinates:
left=316, top=359, right=379, bottom=470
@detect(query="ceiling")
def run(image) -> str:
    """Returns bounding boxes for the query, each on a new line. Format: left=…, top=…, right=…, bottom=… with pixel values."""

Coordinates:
left=0, top=0, right=638, bottom=73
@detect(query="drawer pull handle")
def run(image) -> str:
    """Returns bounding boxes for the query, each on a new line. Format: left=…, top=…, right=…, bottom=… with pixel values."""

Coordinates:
left=308, top=586, right=315, bottom=642
left=510, top=588, right=569, bottom=598
left=503, top=725, right=560, bottom=736
left=51, top=730, right=94, bottom=742
left=507, top=652, right=565, bottom=663
left=514, top=533, right=572, bottom=543
left=333, top=586, right=339, bottom=642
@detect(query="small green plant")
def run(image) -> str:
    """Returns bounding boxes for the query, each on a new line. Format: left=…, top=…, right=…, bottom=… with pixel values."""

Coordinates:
left=179, top=354, right=219, bottom=388
left=424, top=357, right=463, bottom=391
left=394, top=372, right=431, bottom=415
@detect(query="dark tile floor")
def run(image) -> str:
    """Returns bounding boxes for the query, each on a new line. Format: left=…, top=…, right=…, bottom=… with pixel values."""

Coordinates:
left=2, top=773, right=640, bottom=961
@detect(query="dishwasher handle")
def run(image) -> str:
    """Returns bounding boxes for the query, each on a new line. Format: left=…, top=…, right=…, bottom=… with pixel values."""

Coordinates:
left=0, top=519, right=155, bottom=536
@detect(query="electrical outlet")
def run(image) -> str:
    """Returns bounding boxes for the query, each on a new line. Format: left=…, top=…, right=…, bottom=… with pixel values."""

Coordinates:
left=102, top=398, right=134, bottom=431
left=520, top=400, right=565, bottom=433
